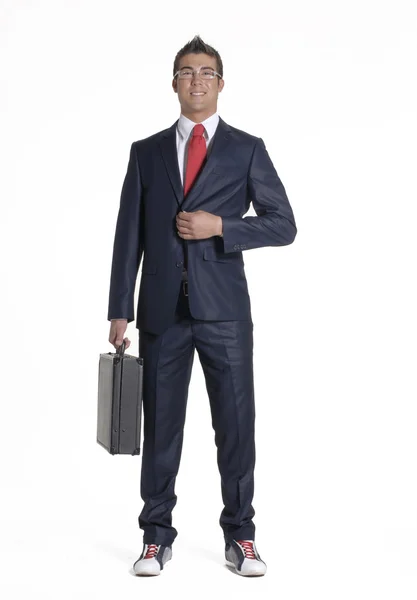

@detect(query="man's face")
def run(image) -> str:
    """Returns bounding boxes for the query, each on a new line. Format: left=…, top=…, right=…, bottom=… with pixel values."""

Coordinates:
left=172, top=53, right=224, bottom=116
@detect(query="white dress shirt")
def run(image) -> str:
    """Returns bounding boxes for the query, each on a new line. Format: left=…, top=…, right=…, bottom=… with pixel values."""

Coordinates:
left=176, top=112, right=220, bottom=185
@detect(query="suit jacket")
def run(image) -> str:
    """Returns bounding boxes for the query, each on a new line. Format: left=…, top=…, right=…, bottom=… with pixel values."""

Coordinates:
left=107, top=116, right=297, bottom=335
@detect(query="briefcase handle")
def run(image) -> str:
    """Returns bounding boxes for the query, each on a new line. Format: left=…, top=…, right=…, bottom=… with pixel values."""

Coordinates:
left=116, top=340, right=126, bottom=356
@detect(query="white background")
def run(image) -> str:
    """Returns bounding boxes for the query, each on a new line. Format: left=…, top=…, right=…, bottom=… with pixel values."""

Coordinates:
left=1, top=0, right=416, bottom=597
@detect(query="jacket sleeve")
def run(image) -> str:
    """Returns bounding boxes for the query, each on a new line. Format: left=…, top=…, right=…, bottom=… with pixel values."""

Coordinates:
left=107, top=142, right=143, bottom=323
left=220, top=137, right=297, bottom=253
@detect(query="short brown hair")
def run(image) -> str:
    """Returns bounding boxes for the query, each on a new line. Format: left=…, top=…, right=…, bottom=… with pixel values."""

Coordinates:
left=173, top=35, right=223, bottom=78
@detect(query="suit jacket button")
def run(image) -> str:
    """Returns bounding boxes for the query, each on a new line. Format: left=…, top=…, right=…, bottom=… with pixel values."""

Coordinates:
left=176, top=261, right=183, bottom=267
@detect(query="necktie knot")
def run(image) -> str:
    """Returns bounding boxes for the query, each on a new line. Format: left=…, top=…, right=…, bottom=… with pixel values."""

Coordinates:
left=192, top=124, right=205, bottom=138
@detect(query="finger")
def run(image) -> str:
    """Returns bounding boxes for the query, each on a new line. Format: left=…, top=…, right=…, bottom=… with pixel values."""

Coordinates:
left=177, top=224, right=193, bottom=235
left=176, top=216, right=191, bottom=226
left=177, top=225, right=192, bottom=234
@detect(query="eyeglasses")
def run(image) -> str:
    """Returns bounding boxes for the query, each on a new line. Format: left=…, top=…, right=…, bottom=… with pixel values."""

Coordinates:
left=173, top=67, right=222, bottom=80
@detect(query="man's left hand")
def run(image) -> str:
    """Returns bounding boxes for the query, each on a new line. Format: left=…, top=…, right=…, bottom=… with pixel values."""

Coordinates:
left=176, top=210, right=222, bottom=240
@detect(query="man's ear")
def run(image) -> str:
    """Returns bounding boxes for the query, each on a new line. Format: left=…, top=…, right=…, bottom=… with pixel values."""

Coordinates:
left=172, top=80, right=177, bottom=93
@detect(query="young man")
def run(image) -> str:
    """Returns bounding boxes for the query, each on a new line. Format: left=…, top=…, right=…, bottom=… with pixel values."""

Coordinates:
left=107, top=35, right=297, bottom=577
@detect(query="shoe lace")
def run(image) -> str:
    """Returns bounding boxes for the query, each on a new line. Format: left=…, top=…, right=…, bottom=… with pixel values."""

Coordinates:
left=237, top=540, right=256, bottom=559
left=144, top=544, right=160, bottom=559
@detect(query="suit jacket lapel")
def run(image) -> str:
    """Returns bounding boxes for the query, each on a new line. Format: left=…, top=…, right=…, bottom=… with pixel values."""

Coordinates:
left=157, top=116, right=232, bottom=211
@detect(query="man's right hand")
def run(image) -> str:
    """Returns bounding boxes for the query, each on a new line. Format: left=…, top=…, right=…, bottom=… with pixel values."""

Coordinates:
left=109, top=319, right=131, bottom=350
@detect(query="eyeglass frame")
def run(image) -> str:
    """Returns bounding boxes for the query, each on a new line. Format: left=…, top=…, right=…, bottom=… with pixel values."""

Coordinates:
left=173, top=66, right=223, bottom=80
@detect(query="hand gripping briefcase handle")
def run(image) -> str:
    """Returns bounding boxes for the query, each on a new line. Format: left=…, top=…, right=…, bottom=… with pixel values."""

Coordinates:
left=96, top=340, right=144, bottom=455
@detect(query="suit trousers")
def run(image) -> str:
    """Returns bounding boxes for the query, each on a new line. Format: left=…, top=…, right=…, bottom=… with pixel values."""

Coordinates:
left=137, top=279, right=256, bottom=546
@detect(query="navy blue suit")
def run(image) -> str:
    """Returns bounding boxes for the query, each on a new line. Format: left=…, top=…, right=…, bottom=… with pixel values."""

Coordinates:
left=107, top=116, right=297, bottom=546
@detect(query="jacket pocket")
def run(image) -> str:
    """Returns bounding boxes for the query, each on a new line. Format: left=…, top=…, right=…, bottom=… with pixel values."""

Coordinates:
left=203, top=246, right=242, bottom=263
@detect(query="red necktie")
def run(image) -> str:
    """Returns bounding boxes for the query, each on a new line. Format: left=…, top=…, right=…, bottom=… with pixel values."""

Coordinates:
left=184, top=124, right=207, bottom=197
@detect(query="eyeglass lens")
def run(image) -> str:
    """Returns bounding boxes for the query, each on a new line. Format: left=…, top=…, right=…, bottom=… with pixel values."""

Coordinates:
left=178, top=68, right=216, bottom=79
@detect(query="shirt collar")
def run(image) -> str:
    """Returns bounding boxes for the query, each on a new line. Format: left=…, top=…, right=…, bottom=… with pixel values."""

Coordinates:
left=177, top=112, right=219, bottom=142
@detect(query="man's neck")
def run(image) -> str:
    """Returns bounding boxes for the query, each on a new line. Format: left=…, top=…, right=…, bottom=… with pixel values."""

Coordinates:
left=181, top=109, right=217, bottom=123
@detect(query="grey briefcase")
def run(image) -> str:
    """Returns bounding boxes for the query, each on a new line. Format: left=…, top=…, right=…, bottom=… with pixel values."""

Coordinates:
left=96, top=341, right=143, bottom=455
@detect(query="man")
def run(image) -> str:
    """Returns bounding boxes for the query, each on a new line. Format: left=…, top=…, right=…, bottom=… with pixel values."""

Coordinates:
left=107, top=35, right=297, bottom=577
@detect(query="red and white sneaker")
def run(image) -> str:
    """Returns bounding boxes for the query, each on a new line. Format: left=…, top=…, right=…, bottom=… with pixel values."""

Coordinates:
left=225, top=539, right=267, bottom=576
left=133, top=543, right=172, bottom=576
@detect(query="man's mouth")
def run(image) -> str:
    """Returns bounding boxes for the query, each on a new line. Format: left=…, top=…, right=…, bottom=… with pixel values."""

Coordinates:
left=190, top=92, right=206, bottom=96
